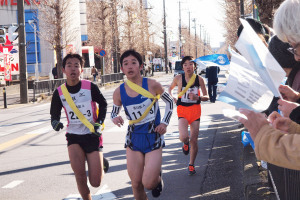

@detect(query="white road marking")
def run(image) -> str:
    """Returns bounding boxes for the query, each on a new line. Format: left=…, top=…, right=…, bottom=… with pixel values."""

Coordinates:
left=64, top=184, right=116, bottom=200
left=2, top=180, right=24, bottom=189
left=94, top=184, right=117, bottom=199
left=25, top=126, right=53, bottom=135
left=0, top=122, right=45, bottom=136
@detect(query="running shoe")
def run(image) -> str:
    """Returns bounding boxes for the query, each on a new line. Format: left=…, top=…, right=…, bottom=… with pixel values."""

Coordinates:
left=152, top=172, right=164, bottom=197
left=188, top=164, right=196, bottom=176
left=182, top=142, right=189, bottom=155
left=103, top=157, right=109, bottom=173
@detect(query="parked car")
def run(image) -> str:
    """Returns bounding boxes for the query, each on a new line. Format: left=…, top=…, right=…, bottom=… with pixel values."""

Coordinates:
left=173, top=60, right=184, bottom=77
left=173, top=60, right=203, bottom=77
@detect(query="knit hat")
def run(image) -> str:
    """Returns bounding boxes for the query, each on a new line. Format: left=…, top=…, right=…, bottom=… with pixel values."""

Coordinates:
left=268, top=35, right=300, bottom=69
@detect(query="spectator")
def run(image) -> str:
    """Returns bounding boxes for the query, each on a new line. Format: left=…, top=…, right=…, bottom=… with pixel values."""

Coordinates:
left=91, top=66, right=98, bottom=82
left=239, top=0, right=300, bottom=171
left=205, top=65, right=220, bottom=103
left=52, top=64, right=58, bottom=79
left=169, top=61, right=172, bottom=73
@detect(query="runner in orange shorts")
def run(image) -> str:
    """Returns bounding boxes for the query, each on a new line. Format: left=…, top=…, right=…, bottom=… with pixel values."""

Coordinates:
left=168, top=56, right=208, bottom=175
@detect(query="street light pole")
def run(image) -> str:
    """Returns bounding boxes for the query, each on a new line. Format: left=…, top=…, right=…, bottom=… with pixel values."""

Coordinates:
left=28, top=20, right=39, bottom=81
left=163, top=0, right=168, bottom=73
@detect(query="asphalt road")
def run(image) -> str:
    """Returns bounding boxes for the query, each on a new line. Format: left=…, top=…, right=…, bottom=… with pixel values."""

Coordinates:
left=0, top=72, right=246, bottom=200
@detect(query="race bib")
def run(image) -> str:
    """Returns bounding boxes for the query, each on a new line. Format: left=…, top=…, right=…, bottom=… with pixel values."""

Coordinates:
left=126, top=99, right=156, bottom=125
left=65, top=102, right=94, bottom=124
left=181, top=86, right=199, bottom=103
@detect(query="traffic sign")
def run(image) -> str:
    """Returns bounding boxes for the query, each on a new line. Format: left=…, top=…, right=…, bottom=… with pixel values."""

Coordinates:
left=99, top=49, right=106, bottom=57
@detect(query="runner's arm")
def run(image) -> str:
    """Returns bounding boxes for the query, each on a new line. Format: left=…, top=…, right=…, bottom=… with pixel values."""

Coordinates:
left=168, top=75, right=178, bottom=98
left=111, top=87, right=124, bottom=127
left=160, top=91, right=173, bottom=125
left=50, top=89, right=64, bottom=131
left=198, top=76, right=209, bottom=101
left=91, top=83, right=107, bottom=124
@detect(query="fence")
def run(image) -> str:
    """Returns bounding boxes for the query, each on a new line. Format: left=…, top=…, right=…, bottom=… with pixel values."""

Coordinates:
left=31, top=73, right=124, bottom=101
left=30, top=78, right=66, bottom=101
left=268, top=164, right=300, bottom=200
left=101, top=73, right=124, bottom=84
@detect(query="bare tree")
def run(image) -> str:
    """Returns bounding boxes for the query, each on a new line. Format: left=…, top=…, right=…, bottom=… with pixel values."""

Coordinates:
left=255, top=0, right=284, bottom=27
left=36, top=0, right=80, bottom=78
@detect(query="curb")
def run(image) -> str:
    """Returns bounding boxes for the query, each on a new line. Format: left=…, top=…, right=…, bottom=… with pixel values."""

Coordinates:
left=242, top=134, right=277, bottom=200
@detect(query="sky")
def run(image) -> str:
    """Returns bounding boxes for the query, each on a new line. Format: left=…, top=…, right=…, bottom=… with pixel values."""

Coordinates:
left=147, top=0, right=225, bottom=48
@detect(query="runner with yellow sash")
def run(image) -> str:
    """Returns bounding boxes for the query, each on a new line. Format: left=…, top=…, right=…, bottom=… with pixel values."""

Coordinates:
left=168, top=56, right=209, bottom=176
left=110, top=50, right=174, bottom=199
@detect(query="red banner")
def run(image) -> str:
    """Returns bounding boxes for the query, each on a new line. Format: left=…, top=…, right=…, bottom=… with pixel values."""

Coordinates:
left=4, top=54, right=11, bottom=81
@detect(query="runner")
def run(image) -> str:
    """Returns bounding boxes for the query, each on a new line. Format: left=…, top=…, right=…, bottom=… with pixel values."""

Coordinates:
left=111, top=49, right=173, bottom=199
left=50, top=53, right=108, bottom=200
left=168, top=56, right=209, bottom=175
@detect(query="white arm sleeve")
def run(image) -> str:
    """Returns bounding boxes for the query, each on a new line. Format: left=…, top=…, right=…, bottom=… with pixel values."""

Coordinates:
left=160, top=91, right=173, bottom=125
left=111, top=104, right=121, bottom=120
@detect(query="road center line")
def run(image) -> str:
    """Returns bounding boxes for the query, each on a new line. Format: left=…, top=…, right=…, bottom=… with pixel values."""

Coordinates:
left=0, top=134, right=39, bottom=151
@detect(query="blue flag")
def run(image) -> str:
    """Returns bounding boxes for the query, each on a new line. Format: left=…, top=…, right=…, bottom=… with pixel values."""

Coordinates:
left=194, top=54, right=230, bottom=66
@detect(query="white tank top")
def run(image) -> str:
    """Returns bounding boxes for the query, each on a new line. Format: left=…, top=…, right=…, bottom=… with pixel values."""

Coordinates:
left=57, top=80, right=97, bottom=135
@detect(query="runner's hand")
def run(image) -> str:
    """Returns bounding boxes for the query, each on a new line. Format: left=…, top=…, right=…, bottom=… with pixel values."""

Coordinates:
left=51, top=120, right=64, bottom=131
left=173, top=97, right=177, bottom=104
left=112, top=116, right=124, bottom=127
left=188, top=93, right=198, bottom=101
left=94, top=123, right=104, bottom=136
left=155, top=123, right=167, bottom=135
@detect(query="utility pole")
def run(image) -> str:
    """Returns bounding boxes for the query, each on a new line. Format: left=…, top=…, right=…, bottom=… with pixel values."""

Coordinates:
left=253, top=0, right=257, bottom=19
left=192, top=18, right=197, bottom=58
left=188, top=11, right=191, bottom=55
left=18, top=0, right=28, bottom=103
left=240, top=0, right=245, bottom=18
left=163, top=0, right=168, bottom=73
left=178, top=1, right=182, bottom=58
left=199, top=24, right=202, bottom=57
left=204, top=30, right=206, bottom=56
left=139, top=0, right=146, bottom=62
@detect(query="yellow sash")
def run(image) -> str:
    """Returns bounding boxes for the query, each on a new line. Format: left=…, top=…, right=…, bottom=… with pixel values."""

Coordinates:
left=61, top=84, right=95, bottom=133
left=178, top=74, right=197, bottom=98
left=126, top=80, right=160, bottom=125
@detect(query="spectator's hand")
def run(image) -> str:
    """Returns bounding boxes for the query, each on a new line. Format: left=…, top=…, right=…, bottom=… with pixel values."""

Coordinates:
left=51, top=120, right=64, bottom=131
left=268, top=111, right=282, bottom=124
left=155, top=123, right=167, bottom=135
left=277, top=99, right=299, bottom=117
left=279, top=85, right=300, bottom=102
left=112, top=116, right=124, bottom=127
left=271, top=116, right=292, bottom=133
left=238, top=108, right=269, bottom=140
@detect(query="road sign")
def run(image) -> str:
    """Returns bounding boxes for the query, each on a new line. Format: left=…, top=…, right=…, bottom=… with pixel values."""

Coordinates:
left=8, top=25, right=18, bottom=41
left=99, top=49, right=106, bottom=57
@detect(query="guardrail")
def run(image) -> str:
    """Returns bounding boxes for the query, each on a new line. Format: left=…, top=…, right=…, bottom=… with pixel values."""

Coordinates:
left=31, top=79, right=66, bottom=101
left=100, top=73, right=124, bottom=84
left=31, top=73, right=124, bottom=101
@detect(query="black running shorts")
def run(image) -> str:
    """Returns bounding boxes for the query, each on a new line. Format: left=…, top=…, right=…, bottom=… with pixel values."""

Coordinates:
left=66, top=133, right=103, bottom=153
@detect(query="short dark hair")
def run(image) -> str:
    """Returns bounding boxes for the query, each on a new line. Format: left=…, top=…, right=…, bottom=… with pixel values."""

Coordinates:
left=62, top=53, right=84, bottom=68
left=120, top=49, right=143, bottom=66
left=237, top=18, right=266, bottom=38
left=181, top=56, right=196, bottom=67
